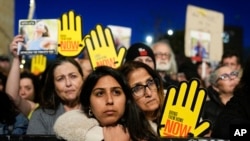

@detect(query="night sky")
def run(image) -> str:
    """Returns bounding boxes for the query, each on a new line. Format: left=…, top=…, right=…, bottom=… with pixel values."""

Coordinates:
left=14, top=0, right=250, bottom=48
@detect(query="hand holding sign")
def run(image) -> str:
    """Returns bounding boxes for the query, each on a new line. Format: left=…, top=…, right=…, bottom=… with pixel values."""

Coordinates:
left=58, top=10, right=85, bottom=57
left=84, top=24, right=126, bottom=69
left=159, top=79, right=211, bottom=137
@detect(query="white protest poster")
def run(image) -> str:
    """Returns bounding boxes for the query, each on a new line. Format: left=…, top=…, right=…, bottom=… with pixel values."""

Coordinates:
left=107, top=25, right=132, bottom=49
left=185, top=4, right=224, bottom=63
left=18, top=19, right=58, bottom=55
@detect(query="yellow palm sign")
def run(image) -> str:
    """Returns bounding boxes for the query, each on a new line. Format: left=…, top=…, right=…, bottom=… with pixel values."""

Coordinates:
left=158, top=79, right=211, bottom=137
left=84, top=24, right=126, bottom=69
left=58, top=10, right=86, bottom=57
left=31, top=54, right=47, bottom=76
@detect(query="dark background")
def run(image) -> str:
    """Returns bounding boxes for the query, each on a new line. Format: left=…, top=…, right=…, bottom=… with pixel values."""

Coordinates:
left=14, top=0, right=250, bottom=61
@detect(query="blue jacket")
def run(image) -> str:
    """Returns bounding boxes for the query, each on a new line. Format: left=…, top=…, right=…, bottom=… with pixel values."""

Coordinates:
left=0, top=113, right=28, bottom=135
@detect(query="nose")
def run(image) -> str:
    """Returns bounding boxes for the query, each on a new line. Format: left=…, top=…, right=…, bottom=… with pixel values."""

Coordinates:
left=144, top=86, right=152, bottom=97
left=65, top=77, right=72, bottom=86
left=106, top=93, right=114, bottom=105
left=19, top=88, right=25, bottom=95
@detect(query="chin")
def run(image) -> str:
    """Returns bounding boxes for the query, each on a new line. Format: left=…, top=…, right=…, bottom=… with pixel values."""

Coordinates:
left=156, top=64, right=170, bottom=71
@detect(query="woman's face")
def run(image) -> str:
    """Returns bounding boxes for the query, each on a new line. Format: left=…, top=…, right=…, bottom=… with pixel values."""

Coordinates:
left=127, top=68, right=160, bottom=115
left=19, top=78, right=35, bottom=101
left=35, top=21, right=46, bottom=33
left=90, top=75, right=126, bottom=126
left=54, top=62, right=83, bottom=104
left=215, top=66, right=240, bottom=94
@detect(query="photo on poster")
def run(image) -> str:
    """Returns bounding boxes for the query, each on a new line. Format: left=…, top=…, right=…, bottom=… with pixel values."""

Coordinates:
left=107, top=25, right=132, bottom=49
left=190, top=30, right=211, bottom=62
left=18, top=19, right=58, bottom=56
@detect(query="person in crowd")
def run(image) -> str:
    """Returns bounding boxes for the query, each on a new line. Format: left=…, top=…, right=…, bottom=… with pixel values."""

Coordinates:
left=202, top=65, right=240, bottom=136
left=151, top=39, right=179, bottom=89
left=118, top=61, right=165, bottom=134
left=54, top=66, right=160, bottom=141
left=0, top=91, right=29, bottom=135
left=177, top=57, right=201, bottom=83
left=0, top=55, right=11, bottom=76
left=125, top=42, right=156, bottom=70
left=6, top=35, right=41, bottom=119
left=220, top=49, right=242, bottom=78
left=211, top=55, right=250, bottom=139
left=191, top=40, right=208, bottom=62
left=26, top=57, right=84, bottom=134
left=0, top=72, right=7, bottom=91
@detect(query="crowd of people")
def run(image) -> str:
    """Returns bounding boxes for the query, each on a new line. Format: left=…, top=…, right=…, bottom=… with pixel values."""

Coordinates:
left=0, top=33, right=249, bottom=141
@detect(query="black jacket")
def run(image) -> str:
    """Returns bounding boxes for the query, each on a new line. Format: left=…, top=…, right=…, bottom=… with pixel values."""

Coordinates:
left=211, top=89, right=250, bottom=139
left=202, top=86, right=225, bottom=126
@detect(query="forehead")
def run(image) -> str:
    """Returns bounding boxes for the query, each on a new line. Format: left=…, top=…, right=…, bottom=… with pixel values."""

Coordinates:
left=134, top=56, right=152, bottom=60
left=36, top=21, right=46, bottom=26
left=20, top=78, right=33, bottom=85
left=54, top=62, right=79, bottom=74
left=217, top=66, right=233, bottom=75
left=222, top=56, right=238, bottom=64
left=128, top=68, right=151, bottom=81
left=94, top=75, right=120, bottom=88
left=152, top=43, right=171, bottom=52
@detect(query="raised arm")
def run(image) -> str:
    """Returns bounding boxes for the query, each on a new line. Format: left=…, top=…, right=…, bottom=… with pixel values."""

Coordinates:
left=6, top=35, right=34, bottom=117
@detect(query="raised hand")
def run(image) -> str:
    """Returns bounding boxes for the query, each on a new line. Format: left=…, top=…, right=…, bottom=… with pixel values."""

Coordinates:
left=84, top=24, right=126, bottom=69
left=31, top=54, right=47, bottom=76
left=58, top=10, right=85, bottom=57
left=158, top=79, right=211, bottom=137
left=10, top=35, right=24, bottom=58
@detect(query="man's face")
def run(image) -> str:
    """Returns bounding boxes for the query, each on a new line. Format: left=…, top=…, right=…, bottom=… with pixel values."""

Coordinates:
left=152, top=43, right=171, bottom=71
left=222, top=56, right=241, bottom=71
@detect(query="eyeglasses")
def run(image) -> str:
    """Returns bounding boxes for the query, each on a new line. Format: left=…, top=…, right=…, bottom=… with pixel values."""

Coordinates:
left=216, top=71, right=239, bottom=82
left=131, top=78, right=158, bottom=97
left=154, top=53, right=171, bottom=58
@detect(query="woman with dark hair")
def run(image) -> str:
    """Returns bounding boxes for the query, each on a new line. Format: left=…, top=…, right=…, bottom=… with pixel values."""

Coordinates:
left=118, top=61, right=165, bottom=134
left=0, top=91, right=28, bottom=135
left=54, top=66, right=160, bottom=141
left=211, top=55, right=250, bottom=139
left=26, top=57, right=84, bottom=134
left=20, top=70, right=41, bottom=103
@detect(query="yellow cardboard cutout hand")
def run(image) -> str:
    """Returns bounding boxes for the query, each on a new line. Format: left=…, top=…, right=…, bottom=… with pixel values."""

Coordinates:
left=159, top=79, right=211, bottom=137
left=84, top=24, right=126, bottom=69
left=31, top=54, right=47, bottom=76
left=58, top=10, right=85, bottom=57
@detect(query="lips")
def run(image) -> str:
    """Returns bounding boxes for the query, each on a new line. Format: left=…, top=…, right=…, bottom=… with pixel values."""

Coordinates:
left=104, top=110, right=116, bottom=115
left=146, top=99, right=156, bottom=104
left=65, top=89, right=75, bottom=93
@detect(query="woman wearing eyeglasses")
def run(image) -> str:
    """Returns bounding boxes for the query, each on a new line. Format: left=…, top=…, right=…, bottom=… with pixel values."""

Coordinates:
left=118, top=61, right=165, bottom=134
left=211, top=55, right=250, bottom=139
left=201, top=65, right=240, bottom=137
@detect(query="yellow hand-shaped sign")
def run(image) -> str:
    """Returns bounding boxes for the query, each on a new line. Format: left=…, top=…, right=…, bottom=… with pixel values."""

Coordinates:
left=31, top=54, right=47, bottom=76
left=58, top=10, right=85, bottom=57
left=159, top=79, right=211, bottom=137
left=84, top=24, right=126, bottom=69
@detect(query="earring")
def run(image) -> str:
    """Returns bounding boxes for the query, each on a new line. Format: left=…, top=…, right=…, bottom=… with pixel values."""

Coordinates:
left=88, top=107, right=93, bottom=117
